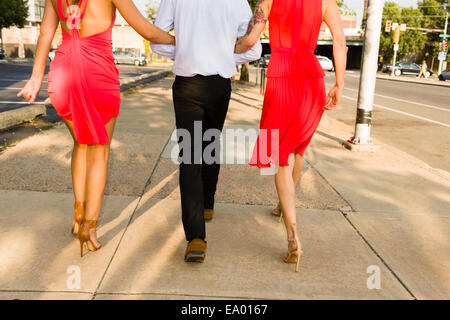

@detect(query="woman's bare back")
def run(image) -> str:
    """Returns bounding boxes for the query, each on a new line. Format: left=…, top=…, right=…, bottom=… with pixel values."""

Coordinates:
left=50, top=0, right=115, bottom=38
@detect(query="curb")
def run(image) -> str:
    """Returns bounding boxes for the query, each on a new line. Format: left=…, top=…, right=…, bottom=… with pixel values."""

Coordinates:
left=376, top=75, right=450, bottom=88
left=119, top=70, right=170, bottom=93
left=0, top=104, right=46, bottom=130
left=1, top=69, right=171, bottom=131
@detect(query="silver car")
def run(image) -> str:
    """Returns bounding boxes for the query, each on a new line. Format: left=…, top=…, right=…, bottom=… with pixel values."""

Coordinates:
left=113, top=51, right=146, bottom=66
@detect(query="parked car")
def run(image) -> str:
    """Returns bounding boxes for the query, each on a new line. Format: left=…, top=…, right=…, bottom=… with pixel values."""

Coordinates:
left=48, top=49, right=56, bottom=62
left=438, top=69, right=450, bottom=81
left=316, top=55, right=334, bottom=71
left=382, top=62, right=433, bottom=77
left=113, top=51, right=146, bottom=66
left=0, top=49, right=5, bottom=59
left=261, top=54, right=271, bottom=67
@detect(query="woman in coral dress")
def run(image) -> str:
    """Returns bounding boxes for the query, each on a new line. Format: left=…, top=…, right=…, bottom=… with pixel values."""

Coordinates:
left=235, top=0, right=347, bottom=271
left=18, top=0, right=175, bottom=256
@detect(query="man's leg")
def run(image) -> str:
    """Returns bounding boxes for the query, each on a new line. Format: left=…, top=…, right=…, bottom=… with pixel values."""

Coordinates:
left=173, top=76, right=206, bottom=242
left=202, top=77, right=232, bottom=212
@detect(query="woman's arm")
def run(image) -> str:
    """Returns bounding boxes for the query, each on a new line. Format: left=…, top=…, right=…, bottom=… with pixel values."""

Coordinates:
left=323, top=0, right=347, bottom=110
left=234, top=0, right=272, bottom=54
left=113, top=0, right=175, bottom=45
left=18, top=0, right=59, bottom=104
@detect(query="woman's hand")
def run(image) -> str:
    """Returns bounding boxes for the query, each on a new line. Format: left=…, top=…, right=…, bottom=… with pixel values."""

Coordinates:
left=17, top=77, right=42, bottom=104
left=324, top=84, right=343, bottom=110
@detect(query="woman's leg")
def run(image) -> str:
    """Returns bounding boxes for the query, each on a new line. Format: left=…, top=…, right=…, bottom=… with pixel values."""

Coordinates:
left=275, top=153, right=301, bottom=254
left=84, top=117, right=117, bottom=247
left=273, top=153, right=303, bottom=214
left=63, top=119, right=87, bottom=204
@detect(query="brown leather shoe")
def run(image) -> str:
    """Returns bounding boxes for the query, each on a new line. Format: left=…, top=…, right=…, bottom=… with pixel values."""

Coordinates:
left=204, top=209, right=214, bottom=222
left=184, top=238, right=207, bottom=263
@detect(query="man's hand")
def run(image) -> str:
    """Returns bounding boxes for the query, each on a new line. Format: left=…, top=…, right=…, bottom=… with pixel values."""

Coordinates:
left=324, top=84, right=343, bottom=110
left=17, top=77, right=42, bottom=104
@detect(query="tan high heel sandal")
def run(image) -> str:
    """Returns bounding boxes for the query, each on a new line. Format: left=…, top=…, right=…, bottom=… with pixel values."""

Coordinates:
left=78, top=220, right=101, bottom=257
left=284, top=239, right=303, bottom=272
left=72, top=201, right=85, bottom=235
left=272, top=203, right=283, bottom=223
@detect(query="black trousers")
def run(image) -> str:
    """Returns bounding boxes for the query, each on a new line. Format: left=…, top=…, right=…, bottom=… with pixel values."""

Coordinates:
left=172, top=75, right=231, bottom=241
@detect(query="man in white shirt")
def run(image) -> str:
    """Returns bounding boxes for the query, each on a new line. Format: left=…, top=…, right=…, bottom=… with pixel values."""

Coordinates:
left=151, top=0, right=262, bottom=263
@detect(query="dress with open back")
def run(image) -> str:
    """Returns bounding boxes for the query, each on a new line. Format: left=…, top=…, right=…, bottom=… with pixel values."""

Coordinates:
left=48, top=0, right=120, bottom=145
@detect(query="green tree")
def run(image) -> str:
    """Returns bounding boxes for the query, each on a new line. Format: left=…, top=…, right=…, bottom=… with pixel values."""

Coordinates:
left=0, top=0, right=29, bottom=50
left=379, top=1, right=427, bottom=62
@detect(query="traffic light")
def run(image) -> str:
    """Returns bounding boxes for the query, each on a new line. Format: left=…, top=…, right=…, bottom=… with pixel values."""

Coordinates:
left=385, top=20, right=392, bottom=32
left=439, top=42, right=443, bottom=51
left=444, top=41, right=448, bottom=52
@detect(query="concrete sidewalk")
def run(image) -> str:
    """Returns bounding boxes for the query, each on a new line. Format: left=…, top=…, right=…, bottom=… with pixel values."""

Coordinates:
left=0, top=76, right=448, bottom=300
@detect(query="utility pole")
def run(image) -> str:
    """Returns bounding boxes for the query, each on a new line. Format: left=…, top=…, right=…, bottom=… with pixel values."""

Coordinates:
left=391, top=26, right=400, bottom=76
left=344, top=0, right=384, bottom=152
left=438, top=12, right=448, bottom=76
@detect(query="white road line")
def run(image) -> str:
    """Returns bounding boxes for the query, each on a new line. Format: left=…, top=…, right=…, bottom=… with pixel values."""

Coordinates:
left=342, top=95, right=450, bottom=128
left=343, top=87, right=449, bottom=113
left=0, top=87, right=48, bottom=91
left=0, top=78, right=48, bottom=82
left=0, top=101, right=46, bottom=105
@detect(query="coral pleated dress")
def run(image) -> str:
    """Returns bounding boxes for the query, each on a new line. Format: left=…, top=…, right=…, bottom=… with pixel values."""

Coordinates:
left=48, top=0, right=120, bottom=145
left=250, top=0, right=326, bottom=168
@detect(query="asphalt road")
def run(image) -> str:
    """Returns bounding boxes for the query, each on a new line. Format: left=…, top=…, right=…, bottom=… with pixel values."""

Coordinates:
left=0, top=63, right=159, bottom=113
left=323, top=71, right=449, bottom=172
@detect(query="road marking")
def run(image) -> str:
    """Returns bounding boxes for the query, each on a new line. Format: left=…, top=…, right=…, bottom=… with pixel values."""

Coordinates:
left=0, top=87, right=48, bottom=91
left=342, top=95, right=450, bottom=128
left=343, top=87, right=449, bottom=113
left=0, top=101, right=46, bottom=105
left=0, top=78, right=48, bottom=82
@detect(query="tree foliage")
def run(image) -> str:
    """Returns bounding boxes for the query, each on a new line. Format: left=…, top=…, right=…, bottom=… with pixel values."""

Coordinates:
left=379, top=0, right=449, bottom=63
left=0, top=0, right=28, bottom=30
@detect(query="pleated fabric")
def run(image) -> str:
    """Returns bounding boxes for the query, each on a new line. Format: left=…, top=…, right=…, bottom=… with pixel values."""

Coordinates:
left=250, top=0, right=327, bottom=168
left=48, top=0, right=120, bottom=145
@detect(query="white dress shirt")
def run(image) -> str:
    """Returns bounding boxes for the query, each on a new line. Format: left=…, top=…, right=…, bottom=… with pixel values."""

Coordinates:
left=150, top=0, right=262, bottom=78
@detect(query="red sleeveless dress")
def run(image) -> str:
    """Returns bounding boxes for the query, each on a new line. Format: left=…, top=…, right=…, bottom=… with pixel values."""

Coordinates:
left=48, top=0, right=120, bottom=145
left=250, top=0, right=326, bottom=168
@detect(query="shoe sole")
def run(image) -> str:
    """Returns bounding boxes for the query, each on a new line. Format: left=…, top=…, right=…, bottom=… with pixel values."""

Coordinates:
left=185, top=251, right=205, bottom=263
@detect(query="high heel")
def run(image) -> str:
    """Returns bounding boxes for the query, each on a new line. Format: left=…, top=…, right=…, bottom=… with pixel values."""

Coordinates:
left=284, top=239, right=303, bottom=272
left=72, top=201, right=85, bottom=235
left=271, top=203, right=284, bottom=223
left=78, top=220, right=101, bottom=257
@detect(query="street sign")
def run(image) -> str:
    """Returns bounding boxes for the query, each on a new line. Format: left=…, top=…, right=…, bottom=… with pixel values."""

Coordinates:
left=394, top=44, right=399, bottom=51
left=393, top=26, right=400, bottom=44
left=400, top=24, right=407, bottom=31
left=385, top=20, right=392, bottom=32
left=438, top=52, right=447, bottom=61
left=439, top=34, right=450, bottom=39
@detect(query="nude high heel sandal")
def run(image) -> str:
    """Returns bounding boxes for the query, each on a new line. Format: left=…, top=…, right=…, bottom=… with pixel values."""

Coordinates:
left=72, top=201, right=85, bottom=235
left=78, top=220, right=101, bottom=257
left=284, top=238, right=303, bottom=272
left=272, top=203, right=284, bottom=223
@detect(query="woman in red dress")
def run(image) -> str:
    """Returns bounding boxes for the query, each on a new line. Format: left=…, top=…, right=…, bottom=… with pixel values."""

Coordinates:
left=235, top=0, right=347, bottom=271
left=18, top=0, right=175, bottom=256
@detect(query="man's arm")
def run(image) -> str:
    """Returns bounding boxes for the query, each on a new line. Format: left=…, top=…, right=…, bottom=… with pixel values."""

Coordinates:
left=234, top=1, right=263, bottom=65
left=150, top=0, right=176, bottom=60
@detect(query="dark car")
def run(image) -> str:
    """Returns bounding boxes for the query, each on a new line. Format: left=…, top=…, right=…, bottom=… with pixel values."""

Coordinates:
left=0, top=49, right=5, bottom=59
left=438, top=69, right=450, bottom=81
left=382, top=62, right=433, bottom=77
left=113, top=51, right=146, bottom=66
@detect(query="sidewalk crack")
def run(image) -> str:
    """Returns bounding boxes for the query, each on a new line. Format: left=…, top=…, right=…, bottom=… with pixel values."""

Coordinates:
left=91, top=133, right=173, bottom=300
